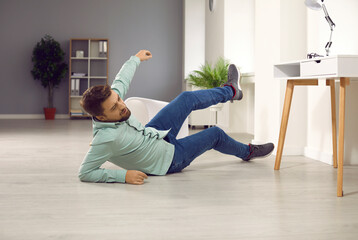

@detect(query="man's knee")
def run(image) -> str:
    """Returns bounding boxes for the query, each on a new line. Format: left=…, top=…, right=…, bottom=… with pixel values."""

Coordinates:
left=210, top=126, right=225, bottom=135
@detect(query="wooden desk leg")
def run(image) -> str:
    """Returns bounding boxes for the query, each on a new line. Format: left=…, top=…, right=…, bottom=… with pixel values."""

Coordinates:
left=337, top=77, right=350, bottom=197
left=327, top=79, right=338, bottom=168
left=274, top=80, right=294, bottom=170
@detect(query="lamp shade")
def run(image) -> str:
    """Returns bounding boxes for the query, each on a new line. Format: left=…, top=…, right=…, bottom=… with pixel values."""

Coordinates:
left=304, top=0, right=322, bottom=10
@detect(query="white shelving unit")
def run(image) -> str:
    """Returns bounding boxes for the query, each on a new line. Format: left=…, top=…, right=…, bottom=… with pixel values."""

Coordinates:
left=68, top=38, right=109, bottom=118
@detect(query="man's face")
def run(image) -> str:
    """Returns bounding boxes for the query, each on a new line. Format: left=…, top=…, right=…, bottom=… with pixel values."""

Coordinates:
left=96, top=90, right=131, bottom=122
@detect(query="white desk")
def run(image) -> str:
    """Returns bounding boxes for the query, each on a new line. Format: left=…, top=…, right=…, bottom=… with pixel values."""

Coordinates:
left=274, top=55, right=358, bottom=197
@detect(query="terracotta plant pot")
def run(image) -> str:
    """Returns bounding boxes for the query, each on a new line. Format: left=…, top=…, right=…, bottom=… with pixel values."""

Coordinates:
left=44, top=108, right=56, bottom=120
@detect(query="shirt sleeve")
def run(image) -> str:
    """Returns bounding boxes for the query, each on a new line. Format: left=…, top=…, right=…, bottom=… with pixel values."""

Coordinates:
left=111, top=56, right=141, bottom=99
left=78, top=143, right=127, bottom=183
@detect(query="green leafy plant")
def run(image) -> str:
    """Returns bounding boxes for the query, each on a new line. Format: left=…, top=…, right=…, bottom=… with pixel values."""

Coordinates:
left=186, top=57, right=230, bottom=89
left=31, top=34, right=68, bottom=108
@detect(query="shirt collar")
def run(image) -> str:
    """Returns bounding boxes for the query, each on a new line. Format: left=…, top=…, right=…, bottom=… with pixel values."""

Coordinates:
left=92, top=117, right=124, bottom=131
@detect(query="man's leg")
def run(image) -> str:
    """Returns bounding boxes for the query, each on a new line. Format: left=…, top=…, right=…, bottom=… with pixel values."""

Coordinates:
left=166, top=127, right=275, bottom=173
left=146, top=86, right=233, bottom=138
left=166, top=126, right=250, bottom=173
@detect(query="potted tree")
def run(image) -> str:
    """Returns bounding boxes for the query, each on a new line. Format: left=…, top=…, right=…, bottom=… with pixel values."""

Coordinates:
left=31, top=35, right=68, bottom=120
left=186, top=57, right=237, bottom=111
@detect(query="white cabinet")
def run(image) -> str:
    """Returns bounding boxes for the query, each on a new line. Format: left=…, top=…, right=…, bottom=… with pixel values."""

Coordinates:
left=187, top=85, right=216, bottom=127
left=189, top=109, right=217, bottom=127
left=274, top=55, right=358, bottom=79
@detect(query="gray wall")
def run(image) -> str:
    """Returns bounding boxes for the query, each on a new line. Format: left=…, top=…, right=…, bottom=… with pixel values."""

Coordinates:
left=0, top=0, right=183, bottom=114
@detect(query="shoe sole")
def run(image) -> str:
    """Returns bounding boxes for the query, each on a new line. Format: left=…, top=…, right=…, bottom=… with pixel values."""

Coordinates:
left=228, top=64, right=238, bottom=82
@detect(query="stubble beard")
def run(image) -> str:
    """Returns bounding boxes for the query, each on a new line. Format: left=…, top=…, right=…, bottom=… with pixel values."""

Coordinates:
left=119, top=108, right=131, bottom=122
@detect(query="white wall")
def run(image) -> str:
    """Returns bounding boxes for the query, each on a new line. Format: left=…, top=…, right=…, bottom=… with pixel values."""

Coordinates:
left=254, top=0, right=281, bottom=145
left=254, top=0, right=307, bottom=156
left=222, top=0, right=255, bottom=134
left=183, top=0, right=206, bottom=86
left=279, top=0, right=308, bottom=155
left=306, top=0, right=358, bottom=165
left=224, top=0, right=255, bottom=73
left=205, top=0, right=225, bottom=64
left=205, top=0, right=255, bottom=133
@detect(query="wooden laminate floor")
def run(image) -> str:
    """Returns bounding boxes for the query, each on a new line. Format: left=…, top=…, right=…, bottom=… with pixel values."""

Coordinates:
left=0, top=119, right=358, bottom=240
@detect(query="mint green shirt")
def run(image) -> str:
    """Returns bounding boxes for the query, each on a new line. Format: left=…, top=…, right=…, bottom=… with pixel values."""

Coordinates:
left=78, top=56, right=175, bottom=183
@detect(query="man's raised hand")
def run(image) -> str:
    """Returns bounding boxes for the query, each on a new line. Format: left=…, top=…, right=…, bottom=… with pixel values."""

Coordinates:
left=135, top=50, right=152, bottom=62
left=125, top=170, right=148, bottom=185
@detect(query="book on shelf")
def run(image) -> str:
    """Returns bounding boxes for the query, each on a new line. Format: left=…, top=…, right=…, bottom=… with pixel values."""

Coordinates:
left=99, top=41, right=103, bottom=54
left=71, top=79, right=75, bottom=95
left=99, top=41, right=107, bottom=57
left=75, top=79, right=80, bottom=95
left=103, top=41, right=107, bottom=53
left=72, top=72, right=87, bottom=77
left=71, top=79, right=80, bottom=96
left=71, top=109, right=82, bottom=113
left=70, top=110, right=84, bottom=116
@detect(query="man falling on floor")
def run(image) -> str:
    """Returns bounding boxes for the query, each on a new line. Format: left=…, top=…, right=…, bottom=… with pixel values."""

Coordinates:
left=79, top=50, right=274, bottom=184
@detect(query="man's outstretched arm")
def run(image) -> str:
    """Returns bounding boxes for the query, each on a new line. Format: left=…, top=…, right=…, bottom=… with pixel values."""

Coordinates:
left=111, top=50, right=152, bottom=99
left=78, top=143, right=126, bottom=183
left=78, top=143, right=148, bottom=184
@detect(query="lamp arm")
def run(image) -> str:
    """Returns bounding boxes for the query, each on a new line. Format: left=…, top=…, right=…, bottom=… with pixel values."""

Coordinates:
left=322, top=4, right=335, bottom=30
left=325, top=29, right=333, bottom=56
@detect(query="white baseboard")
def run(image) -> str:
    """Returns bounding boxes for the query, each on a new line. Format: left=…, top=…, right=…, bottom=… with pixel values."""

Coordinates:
left=270, top=145, right=304, bottom=156
left=304, top=147, right=333, bottom=165
left=246, top=138, right=334, bottom=165
left=251, top=139, right=304, bottom=156
left=0, top=114, right=69, bottom=119
left=251, top=139, right=266, bottom=145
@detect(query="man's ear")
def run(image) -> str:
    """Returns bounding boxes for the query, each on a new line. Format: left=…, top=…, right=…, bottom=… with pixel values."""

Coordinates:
left=96, top=115, right=106, bottom=121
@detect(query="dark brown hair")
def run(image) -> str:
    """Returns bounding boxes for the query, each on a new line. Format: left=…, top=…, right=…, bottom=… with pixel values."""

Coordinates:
left=80, top=85, right=112, bottom=117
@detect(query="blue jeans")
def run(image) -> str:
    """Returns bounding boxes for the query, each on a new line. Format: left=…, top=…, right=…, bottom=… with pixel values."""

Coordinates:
left=145, top=86, right=250, bottom=174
